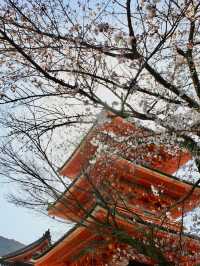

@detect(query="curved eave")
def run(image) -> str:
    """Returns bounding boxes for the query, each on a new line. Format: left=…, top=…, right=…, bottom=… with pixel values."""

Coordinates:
left=2, top=231, right=51, bottom=262
left=58, top=111, right=191, bottom=180
left=49, top=159, right=200, bottom=222
left=34, top=205, right=99, bottom=266
left=58, top=112, right=144, bottom=179
left=58, top=111, right=116, bottom=178
left=35, top=205, right=200, bottom=266
left=58, top=111, right=102, bottom=179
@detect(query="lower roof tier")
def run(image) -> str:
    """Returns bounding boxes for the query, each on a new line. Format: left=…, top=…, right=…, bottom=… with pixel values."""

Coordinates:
left=35, top=205, right=200, bottom=266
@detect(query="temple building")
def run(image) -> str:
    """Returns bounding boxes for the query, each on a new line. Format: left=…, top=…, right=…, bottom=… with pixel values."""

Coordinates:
left=0, top=231, right=51, bottom=266
left=34, top=112, right=200, bottom=265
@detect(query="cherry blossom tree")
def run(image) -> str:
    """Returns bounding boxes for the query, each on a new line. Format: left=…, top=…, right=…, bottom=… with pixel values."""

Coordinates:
left=0, top=0, right=199, bottom=155
left=0, top=0, right=200, bottom=264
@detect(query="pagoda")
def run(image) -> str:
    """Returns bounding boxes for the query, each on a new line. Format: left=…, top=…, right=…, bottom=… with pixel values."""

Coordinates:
left=35, top=112, right=200, bottom=266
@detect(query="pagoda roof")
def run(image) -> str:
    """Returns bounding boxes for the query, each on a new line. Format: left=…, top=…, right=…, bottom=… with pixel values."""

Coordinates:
left=58, top=111, right=191, bottom=179
left=35, top=205, right=200, bottom=266
left=49, top=158, right=200, bottom=221
left=1, top=230, right=51, bottom=263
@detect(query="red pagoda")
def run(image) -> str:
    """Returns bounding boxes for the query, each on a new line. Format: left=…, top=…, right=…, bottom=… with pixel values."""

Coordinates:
left=34, top=112, right=200, bottom=266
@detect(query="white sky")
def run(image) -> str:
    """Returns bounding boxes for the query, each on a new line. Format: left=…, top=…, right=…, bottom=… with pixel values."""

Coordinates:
left=0, top=182, right=70, bottom=245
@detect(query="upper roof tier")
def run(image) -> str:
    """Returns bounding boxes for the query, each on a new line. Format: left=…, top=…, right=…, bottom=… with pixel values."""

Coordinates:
left=59, top=111, right=190, bottom=179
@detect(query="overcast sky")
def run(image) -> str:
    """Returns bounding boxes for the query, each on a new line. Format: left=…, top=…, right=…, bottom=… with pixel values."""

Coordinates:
left=0, top=182, right=71, bottom=245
